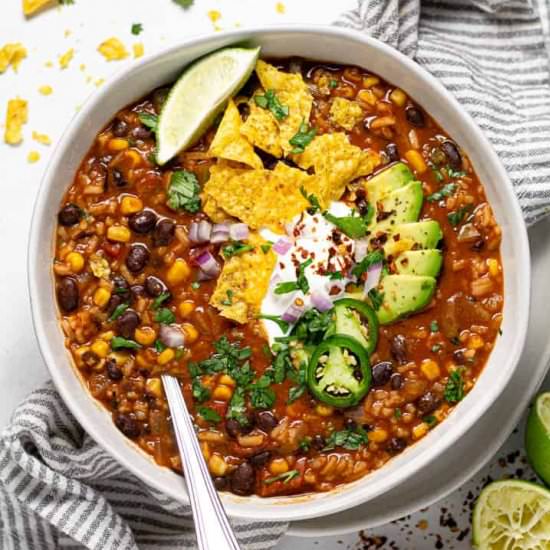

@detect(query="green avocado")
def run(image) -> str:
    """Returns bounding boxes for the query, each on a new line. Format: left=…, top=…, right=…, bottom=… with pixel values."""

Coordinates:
left=394, top=249, right=443, bottom=277
left=383, top=220, right=443, bottom=258
left=366, top=162, right=415, bottom=204
left=376, top=274, right=436, bottom=325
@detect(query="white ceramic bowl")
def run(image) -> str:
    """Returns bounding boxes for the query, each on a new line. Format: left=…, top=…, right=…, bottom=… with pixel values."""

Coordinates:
left=28, top=25, right=530, bottom=522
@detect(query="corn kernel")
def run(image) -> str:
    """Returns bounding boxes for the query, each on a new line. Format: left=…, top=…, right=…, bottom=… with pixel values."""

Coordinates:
left=108, top=352, right=128, bottom=365
left=93, top=287, right=111, bottom=307
left=100, top=331, right=114, bottom=341
left=315, top=403, right=334, bottom=417
left=200, top=441, right=211, bottom=461
left=412, top=422, right=429, bottom=440
left=487, top=258, right=500, bottom=278
left=74, top=346, right=90, bottom=363
left=157, top=348, right=175, bottom=365
left=120, top=195, right=143, bottom=215
left=368, top=429, right=389, bottom=443
left=178, top=301, right=195, bottom=317
left=108, top=138, right=129, bottom=152
left=145, top=377, right=163, bottom=398
left=208, top=453, right=228, bottom=477
left=420, top=359, right=441, bottom=381
left=136, top=354, right=150, bottom=369
left=183, top=323, right=199, bottom=344
left=405, top=149, right=428, bottom=174
left=66, top=251, right=85, bottom=273
left=166, top=258, right=191, bottom=285
left=269, top=458, right=289, bottom=475
left=135, top=326, right=156, bottom=346
left=389, top=88, right=407, bottom=107
left=212, top=385, right=233, bottom=401
left=362, top=76, right=380, bottom=88
left=467, top=334, right=485, bottom=350
left=91, top=339, right=109, bottom=358
left=357, top=88, right=376, bottom=106
left=107, top=225, right=131, bottom=243
left=219, top=374, right=236, bottom=387
left=124, top=149, right=142, bottom=168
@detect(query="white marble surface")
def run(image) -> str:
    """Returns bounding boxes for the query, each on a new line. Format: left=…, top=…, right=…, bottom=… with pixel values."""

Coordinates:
left=1, top=1, right=549, bottom=548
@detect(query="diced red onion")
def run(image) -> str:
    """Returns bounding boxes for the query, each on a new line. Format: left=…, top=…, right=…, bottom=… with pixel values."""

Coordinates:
left=188, top=222, right=199, bottom=243
left=229, top=223, right=249, bottom=241
left=188, top=221, right=212, bottom=243
left=354, top=239, right=369, bottom=262
left=311, top=289, right=333, bottom=312
left=273, top=238, right=292, bottom=255
left=210, top=223, right=230, bottom=244
left=281, top=301, right=305, bottom=324
left=196, top=250, right=221, bottom=280
left=364, top=261, right=383, bottom=294
left=159, top=324, right=185, bottom=348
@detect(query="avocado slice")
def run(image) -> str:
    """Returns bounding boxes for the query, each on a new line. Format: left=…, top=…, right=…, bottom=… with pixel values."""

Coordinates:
left=334, top=304, right=369, bottom=349
left=394, top=249, right=443, bottom=277
left=366, top=162, right=415, bottom=204
left=383, top=220, right=443, bottom=258
left=376, top=274, right=436, bottom=325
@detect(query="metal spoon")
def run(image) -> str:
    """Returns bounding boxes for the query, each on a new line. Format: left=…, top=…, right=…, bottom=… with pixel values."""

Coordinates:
left=162, top=374, right=241, bottom=550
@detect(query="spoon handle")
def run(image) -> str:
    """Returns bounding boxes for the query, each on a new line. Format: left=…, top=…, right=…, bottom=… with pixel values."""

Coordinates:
left=162, top=374, right=241, bottom=550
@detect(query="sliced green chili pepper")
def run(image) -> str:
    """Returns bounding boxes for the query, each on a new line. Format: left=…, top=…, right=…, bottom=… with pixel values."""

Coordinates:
left=331, top=298, right=379, bottom=356
left=307, top=335, right=371, bottom=408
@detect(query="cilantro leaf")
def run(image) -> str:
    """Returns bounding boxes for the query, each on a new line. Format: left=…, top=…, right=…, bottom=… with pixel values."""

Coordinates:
left=323, top=428, right=369, bottom=451
left=254, top=89, right=289, bottom=121
left=444, top=369, right=465, bottom=403
left=131, top=23, right=143, bottom=35
left=249, top=375, right=276, bottom=409
left=289, top=120, right=317, bottom=154
left=192, top=379, right=210, bottom=403
left=138, top=112, right=158, bottom=132
left=111, top=336, right=141, bottom=351
left=258, top=314, right=290, bottom=333
left=226, top=387, right=248, bottom=426
left=222, top=241, right=254, bottom=259
left=275, top=259, right=313, bottom=295
left=197, top=406, right=221, bottom=423
left=154, top=307, right=175, bottom=325
left=430, top=320, right=439, bottom=332
left=327, top=271, right=344, bottom=280
left=109, top=303, right=129, bottom=321
left=447, top=166, right=466, bottom=179
left=448, top=205, right=473, bottom=227
left=173, top=0, right=194, bottom=8
left=324, top=212, right=369, bottom=239
left=151, top=291, right=170, bottom=310
left=221, top=289, right=233, bottom=306
left=167, top=170, right=201, bottom=213
left=329, top=79, right=338, bottom=89
left=300, top=186, right=321, bottom=214
left=154, top=339, right=167, bottom=353
left=368, top=288, right=384, bottom=311
left=351, top=250, right=384, bottom=279
left=264, top=469, right=300, bottom=485
left=261, top=242, right=272, bottom=254
left=427, top=183, right=457, bottom=202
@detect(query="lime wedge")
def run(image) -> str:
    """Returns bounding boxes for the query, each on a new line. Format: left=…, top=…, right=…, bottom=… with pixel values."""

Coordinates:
left=472, top=479, right=550, bottom=549
left=156, top=46, right=260, bottom=165
left=526, top=391, right=550, bottom=485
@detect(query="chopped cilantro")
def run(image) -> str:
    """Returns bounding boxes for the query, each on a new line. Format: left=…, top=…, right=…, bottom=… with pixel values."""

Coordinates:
left=394, top=408, right=402, bottom=419
left=264, top=469, right=300, bottom=485
left=222, top=241, right=254, bottom=259
left=299, top=436, right=312, bottom=452
left=275, top=258, right=312, bottom=295
left=113, top=286, right=129, bottom=296
left=324, top=212, right=369, bottom=239
left=111, top=336, right=141, bottom=351
left=447, top=166, right=466, bottom=179
left=192, top=379, right=210, bottom=403
left=329, top=79, right=338, bottom=89
left=432, top=168, right=444, bottom=182
left=427, top=183, right=457, bottom=203
left=261, top=242, right=273, bottom=254
left=327, top=271, right=344, bottom=280
left=151, top=291, right=170, bottom=310
left=258, top=314, right=290, bottom=333
left=167, top=170, right=201, bottom=213
left=352, top=250, right=384, bottom=279
left=288, top=384, right=307, bottom=403
left=109, top=303, right=128, bottom=321
left=249, top=375, right=276, bottom=409
left=368, top=288, right=384, bottom=311
left=444, top=369, right=465, bottom=403
left=291, top=308, right=334, bottom=345
left=323, top=427, right=369, bottom=451
left=423, top=415, right=438, bottom=427
left=175, top=347, right=185, bottom=360
left=221, top=289, right=234, bottom=306
left=191, top=281, right=201, bottom=290
left=300, top=186, right=321, bottom=214
left=197, top=406, right=221, bottom=423
left=154, top=307, right=175, bottom=325
left=430, top=320, right=439, bottom=333
left=254, top=89, right=289, bottom=121
left=138, top=112, right=158, bottom=132
left=226, top=387, right=248, bottom=426
left=450, top=336, right=461, bottom=346
left=448, top=205, right=473, bottom=227
left=173, top=0, right=194, bottom=8
left=154, top=339, right=167, bottom=353
left=289, top=120, right=317, bottom=154
left=131, top=23, right=143, bottom=35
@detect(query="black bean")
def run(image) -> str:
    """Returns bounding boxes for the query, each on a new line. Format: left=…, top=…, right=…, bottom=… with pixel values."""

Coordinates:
left=105, top=358, right=123, bottom=381
left=125, top=244, right=150, bottom=273
left=114, top=414, right=141, bottom=438
left=230, top=462, right=255, bottom=496
left=453, top=349, right=466, bottom=365
left=117, top=309, right=140, bottom=339
left=372, top=361, right=394, bottom=387
left=213, top=477, right=228, bottom=491
left=311, top=435, right=326, bottom=450
left=417, top=392, right=440, bottom=415
left=57, top=276, right=79, bottom=313
left=81, top=351, right=99, bottom=368
left=112, top=119, right=128, bottom=137
left=385, top=143, right=399, bottom=162
left=225, top=419, right=241, bottom=439
left=131, top=126, right=152, bottom=141
left=250, top=451, right=271, bottom=466
left=152, top=219, right=175, bottom=247
left=145, top=275, right=168, bottom=298
left=112, top=274, right=130, bottom=294
left=390, top=372, right=404, bottom=390
left=405, top=106, right=425, bottom=127
left=111, top=169, right=127, bottom=188
left=387, top=437, right=407, bottom=454
left=58, top=204, right=82, bottom=227
left=256, top=411, right=278, bottom=432
left=106, top=294, right=123, bottom=316
left=390, top=334, right=408, bottom=364
left=441, top=140, right=462, bottom=170
left=471, top=239, right=485, bottom=252
left=130, top=284, right=146, bottom=300
left=344, top=418, right=357, bottom=430
left=129, top=210, right=157, bottom=234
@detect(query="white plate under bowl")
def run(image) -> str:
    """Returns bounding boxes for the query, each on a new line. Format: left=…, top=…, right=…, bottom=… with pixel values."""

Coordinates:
left=28, top=25, right=530, bottom=522
left=289, top=218, right=549, bottom=536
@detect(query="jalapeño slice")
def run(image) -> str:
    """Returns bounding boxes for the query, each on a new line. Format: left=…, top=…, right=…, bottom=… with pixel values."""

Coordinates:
left=307, top=335, right=371, bottom=408
left=332, top=298, right=379, bottom=355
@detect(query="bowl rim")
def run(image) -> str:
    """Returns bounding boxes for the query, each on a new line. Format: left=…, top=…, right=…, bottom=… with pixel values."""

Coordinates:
left=28, top=24, right=531, bottom=522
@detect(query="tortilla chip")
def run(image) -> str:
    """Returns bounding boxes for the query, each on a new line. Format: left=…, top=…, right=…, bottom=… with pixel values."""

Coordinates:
left=22, top=0, right=54, bottom=16
left=330, top=97, right=363, bottom=131
left=210, top=233, right=277, bottom=324
left=293, top=133, right=380, bottom=204
left=202, top=161, right=314, bottom=231
left=255, top=60, right=313, bottom=156
left=209, top=99, right=263, bottom=169
left=4, top=98, right=28, bottom=145
left=240, top=98, right=283, bottom=158
left=0, top=43, right=27, bottom=73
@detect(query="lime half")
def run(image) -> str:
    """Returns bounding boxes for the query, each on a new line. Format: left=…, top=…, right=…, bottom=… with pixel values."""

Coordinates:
left=472, top=479, right=550, bottom=549
left=156, top=46, right=260, bottom=165
left=526, top=391, right=550, bottom=485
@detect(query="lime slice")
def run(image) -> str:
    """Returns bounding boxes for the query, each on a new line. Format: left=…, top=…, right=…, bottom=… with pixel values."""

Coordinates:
left=526, top=391, right=550, bottom=485
left=156, top=46, right=260, bottom=165
left=472, top=479, right=550, bottom=549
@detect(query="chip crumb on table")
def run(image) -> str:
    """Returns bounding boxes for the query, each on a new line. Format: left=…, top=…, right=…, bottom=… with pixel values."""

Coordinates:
left=4, top=98, right=28, bottom=145
left=97, top=37, right=129, bottom=61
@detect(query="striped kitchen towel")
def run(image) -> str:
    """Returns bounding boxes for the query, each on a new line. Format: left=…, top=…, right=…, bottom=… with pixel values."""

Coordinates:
left=1, top=1, right=549, bottom=549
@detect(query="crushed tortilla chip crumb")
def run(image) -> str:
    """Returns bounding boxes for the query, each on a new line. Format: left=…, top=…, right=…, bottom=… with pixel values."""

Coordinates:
left=44, top=60, right=53, bottom=68
left=208, top=10, right=221, bottom=22
left=0, top=43, right=27, bottom=73
left=97, top=38, right=128, bottom=61
left=27, top=150, right=40, bottom=163
left=79, top=63, right=86, bottom=71
left=133, top=43, right=144, bottom=59
left=209, top=99, right=262, bottom=169
left=58, top=48, right=74, bottom=70
left=22, top=0, right=55, bottom=16
left=64, top=29, right=71, bottom=38
left=330, top=97, right=364, bottom=131
left=95, top=78, right=105, bottom=87
left=4, top=98, right=28, bottom=145
left=32, top=131, right=51, bottom=145
left=275, top=2, right=285, bottom=13
left=38, top=85, right=53, bottom=95
left=210, top=233, right=276, bottom=324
